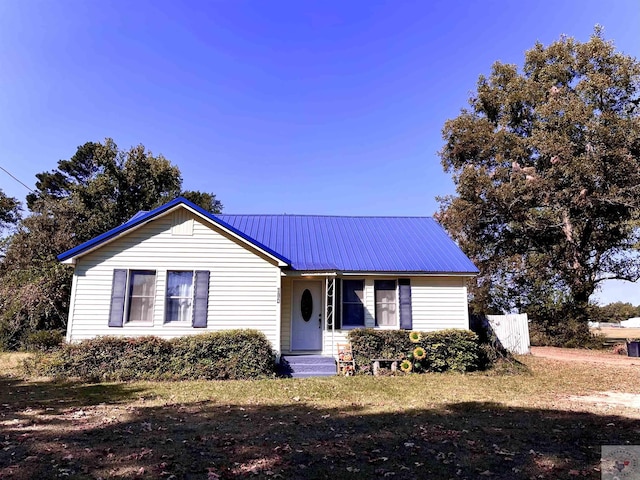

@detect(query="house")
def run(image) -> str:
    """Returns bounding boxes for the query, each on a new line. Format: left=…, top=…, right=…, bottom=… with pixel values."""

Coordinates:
left=621, top=317, right=640, bottom=328
left=58, top=197, right=479, bottom=361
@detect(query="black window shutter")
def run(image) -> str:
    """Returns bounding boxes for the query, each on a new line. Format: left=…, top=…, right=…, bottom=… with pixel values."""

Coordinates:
left=334, top=278, right=342, bottom=329
left=192, top=270, right=210, bottom=328
left=108, top=269, right=127, bottom=327
left=398, top=279, right=413, bottom=330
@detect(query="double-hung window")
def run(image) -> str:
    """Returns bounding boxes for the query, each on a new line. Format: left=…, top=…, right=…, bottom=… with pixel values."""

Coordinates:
left=109, top=269, right=209, bottom=328
left=126, top=270, right=156, bottom=323
left=166, top=271, right=194, bottom=323
left=342, top=279, right=365, bottom=327
left=375, top=280, right=397, bottom=327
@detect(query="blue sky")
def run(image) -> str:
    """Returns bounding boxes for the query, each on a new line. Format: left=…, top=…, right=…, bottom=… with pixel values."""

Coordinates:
left=0, top=0, right=639, bottom=305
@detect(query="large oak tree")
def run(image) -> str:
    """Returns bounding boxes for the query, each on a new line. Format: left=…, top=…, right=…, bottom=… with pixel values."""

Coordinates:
left=0, top=139, right=222, bottom=348
left=438, top=29, right=640, bottom=329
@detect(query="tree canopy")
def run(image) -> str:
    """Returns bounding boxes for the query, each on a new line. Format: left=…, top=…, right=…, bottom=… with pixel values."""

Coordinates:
left=26, top=139, right=222, bottom=244
left=0, top=139, right=222, bottom=349
left=590, top=301, right=640, bottom=324
left=0, top=189, right=20, bottom=231
left=438, top=29, right=640, bottom=330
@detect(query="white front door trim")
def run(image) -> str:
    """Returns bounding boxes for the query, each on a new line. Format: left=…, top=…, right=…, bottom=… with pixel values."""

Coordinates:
left=290, top=280, right=323, bottom=351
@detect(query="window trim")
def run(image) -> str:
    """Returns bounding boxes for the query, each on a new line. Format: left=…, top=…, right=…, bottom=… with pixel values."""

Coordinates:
left=164, top=270, right=195, bottom=324
left=341, top=279, right=365, bottom=328
left=374, top=279, right=398, bottom=328
left=124, top=270, right=157, bottom=325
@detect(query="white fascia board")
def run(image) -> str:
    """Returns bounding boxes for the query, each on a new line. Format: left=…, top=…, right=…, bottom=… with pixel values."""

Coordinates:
left=283, top=271, right=477, bottom=277
left=283, top=271, right=338, bottom=277
left=340, top=271, right=478, bottom=277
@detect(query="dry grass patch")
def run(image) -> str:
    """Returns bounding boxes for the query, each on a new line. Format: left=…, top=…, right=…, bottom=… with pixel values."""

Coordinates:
left=594, top=326, right=640, bottom=339
left=0, top=354, right=638, bottom=479
left=0, top=352, right=32, bottom=377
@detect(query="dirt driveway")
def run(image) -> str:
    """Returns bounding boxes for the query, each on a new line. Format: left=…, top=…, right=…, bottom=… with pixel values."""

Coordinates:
left=530, top=347, right=640, bottom=412
left=531, top=346, right=640, bottom=366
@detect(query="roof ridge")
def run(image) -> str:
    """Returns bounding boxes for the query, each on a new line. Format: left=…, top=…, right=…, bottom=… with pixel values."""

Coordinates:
left=218, top=214, right=435, bottom=219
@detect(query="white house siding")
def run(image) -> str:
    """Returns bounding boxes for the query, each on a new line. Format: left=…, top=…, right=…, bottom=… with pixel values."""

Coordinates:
left=278, top=275, right=470, bottom=357
left=67, top=209, right=282, bottom=350
left=280, top=276, right=292, bottom=353
left=322, top=329, right=349, bottom=357
left=335, top=276, right=468, bottom=334
left=65, top=273, right=80, bottom=342
left=324, top=276, right=469, bottom=356
left=363, top=279, right=376, bottom=327
left=410, top=277, right=469, bottom=331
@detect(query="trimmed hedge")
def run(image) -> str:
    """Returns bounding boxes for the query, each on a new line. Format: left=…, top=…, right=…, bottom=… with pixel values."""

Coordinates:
left=347, top=328, right=484, bottom=373
left=169, top=331, right=277, bottom=380
left=25, top=330, right=277, bottom=381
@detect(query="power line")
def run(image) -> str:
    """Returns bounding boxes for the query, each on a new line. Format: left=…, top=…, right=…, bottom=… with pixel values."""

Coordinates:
left=0, top=166, right=33, bottom=192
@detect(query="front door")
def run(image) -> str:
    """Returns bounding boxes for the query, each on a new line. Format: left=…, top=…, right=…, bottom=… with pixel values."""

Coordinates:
left=291, top=281, right=323, bottom=351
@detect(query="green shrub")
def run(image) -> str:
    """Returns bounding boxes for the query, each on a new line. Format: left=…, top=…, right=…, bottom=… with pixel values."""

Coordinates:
left=170, top=330, right=277, bottom=380
left=347, top=328, right=484, bottom=373
left=26, top=329, right=277, bottom=381
left=23, top=329, right=65, bottom=352
left=26, top=336, right=172, bottom=381
left=529, top=319, right=606, bottom=349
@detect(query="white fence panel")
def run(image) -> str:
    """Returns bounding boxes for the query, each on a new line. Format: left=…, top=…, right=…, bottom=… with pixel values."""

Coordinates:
left=486, top=313, right=530, bottom=355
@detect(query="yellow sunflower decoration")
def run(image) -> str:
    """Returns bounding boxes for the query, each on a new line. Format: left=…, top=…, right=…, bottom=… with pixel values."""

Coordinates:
left=400, top=360, right=412, bottom=373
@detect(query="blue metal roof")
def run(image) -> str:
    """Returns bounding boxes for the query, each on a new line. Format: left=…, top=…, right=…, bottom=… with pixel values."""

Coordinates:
left=218, top=215, right=478, bottom=274
left=58, top=197, right=478, bottom=274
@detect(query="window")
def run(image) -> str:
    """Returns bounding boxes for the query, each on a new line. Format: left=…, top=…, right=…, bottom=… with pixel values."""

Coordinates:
left=342, top=280, right=365, bottom=327
left=109, top=269, right=209, bottom=328
left=126, top=270, right=156, bottom=323
left=375, top=280, right=397, bottom=327
left=166, top=271, right=194, bottom=322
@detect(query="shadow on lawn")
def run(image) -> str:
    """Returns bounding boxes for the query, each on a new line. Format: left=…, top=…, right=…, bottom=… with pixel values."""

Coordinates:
left=1, top=378, right=639, bottom=480
left=0, top=375, right=145, bottom=413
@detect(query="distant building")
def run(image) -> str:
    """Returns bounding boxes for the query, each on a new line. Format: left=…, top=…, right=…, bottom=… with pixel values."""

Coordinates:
left=621, top=317, right=640, bottom=328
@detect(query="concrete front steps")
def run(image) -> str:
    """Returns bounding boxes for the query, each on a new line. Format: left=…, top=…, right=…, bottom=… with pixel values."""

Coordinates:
left=279, top=354, right=337, bottom=378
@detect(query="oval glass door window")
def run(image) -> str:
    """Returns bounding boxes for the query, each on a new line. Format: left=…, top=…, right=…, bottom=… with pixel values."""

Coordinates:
left=300, top=289, right=313, bottom=321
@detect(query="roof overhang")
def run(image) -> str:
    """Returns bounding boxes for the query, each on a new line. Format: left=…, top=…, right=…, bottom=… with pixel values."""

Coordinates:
left=340, top=271, right=479, bottom=276
left=282, top=270, right=479, bottom=277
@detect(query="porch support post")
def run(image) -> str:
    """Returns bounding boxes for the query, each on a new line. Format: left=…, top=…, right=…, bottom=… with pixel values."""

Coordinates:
left=331, top=277, right=335, bottom=358
left=326, top=276, right=336, bottom=358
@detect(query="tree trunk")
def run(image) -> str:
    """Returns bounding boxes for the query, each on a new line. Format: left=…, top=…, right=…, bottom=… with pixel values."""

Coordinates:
left=571, top=283, right=594, bottom=324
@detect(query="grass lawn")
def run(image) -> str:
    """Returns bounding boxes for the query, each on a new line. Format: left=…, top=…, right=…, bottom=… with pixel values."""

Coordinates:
left=0, top=353, right=638, bottom=479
